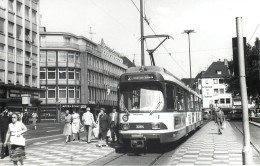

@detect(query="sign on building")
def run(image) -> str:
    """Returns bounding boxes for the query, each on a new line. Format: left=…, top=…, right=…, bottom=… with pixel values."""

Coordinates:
left=21, top=94, right=31, bottom=105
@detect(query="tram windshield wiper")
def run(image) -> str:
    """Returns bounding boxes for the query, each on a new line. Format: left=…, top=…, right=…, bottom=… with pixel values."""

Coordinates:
left=120, top=100, right=130, bottom=115
left=150, top=101, right=162, bottom=115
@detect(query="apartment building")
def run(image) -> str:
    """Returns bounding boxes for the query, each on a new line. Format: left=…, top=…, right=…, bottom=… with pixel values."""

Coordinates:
left=39, top=30, right=128, bottom=121
left=0, top=0, right=41, bottom=113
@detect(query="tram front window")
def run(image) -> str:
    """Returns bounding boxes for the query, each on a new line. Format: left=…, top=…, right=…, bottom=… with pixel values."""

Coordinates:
left=120, top=86, right=164, bottom=113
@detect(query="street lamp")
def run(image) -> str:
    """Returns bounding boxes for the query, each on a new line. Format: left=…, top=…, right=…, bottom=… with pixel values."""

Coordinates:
left=182, top=30, right=196, bottom=85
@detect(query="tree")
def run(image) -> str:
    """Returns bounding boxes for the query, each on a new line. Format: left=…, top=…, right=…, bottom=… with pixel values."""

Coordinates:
left=225, top=38, right=260, bottom=103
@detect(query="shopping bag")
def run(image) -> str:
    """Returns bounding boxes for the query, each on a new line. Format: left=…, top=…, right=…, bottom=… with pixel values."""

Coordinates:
left=79, top=123, right=85, bottom=133
left=222, top=121, right=226, bottom=129
left=107, top=129, right=111, bottom=138
left=10, top=135, right=25, bottom=146
left=92, top=126, right=99, bottom=138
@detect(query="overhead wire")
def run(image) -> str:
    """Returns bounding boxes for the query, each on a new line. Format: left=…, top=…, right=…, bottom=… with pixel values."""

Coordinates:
left=129, top=0, right=189, bottom=77
left=248, top=23, right=259, bottom=44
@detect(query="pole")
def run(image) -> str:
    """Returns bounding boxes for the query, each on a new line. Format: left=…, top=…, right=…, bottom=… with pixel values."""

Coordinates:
left=188, top=33, right=192, bottom=80
left=236, top=17, right=252, bottom=165
left=140, top=0, right=145, bottom=66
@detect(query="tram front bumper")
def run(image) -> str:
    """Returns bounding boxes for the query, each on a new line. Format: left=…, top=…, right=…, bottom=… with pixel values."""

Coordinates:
left=130, top=135, right=146, bottom=148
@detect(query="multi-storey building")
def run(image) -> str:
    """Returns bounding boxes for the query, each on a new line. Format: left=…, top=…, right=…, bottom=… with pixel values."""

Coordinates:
left=39, top=29, right=127, bottom=121
left=196, top=59, right=233, bottom=109
left=0, top=0, right=41, bottom=113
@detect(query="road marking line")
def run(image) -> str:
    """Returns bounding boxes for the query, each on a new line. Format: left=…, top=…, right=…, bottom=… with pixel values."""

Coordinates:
left=46, top=129, right=61, bottom=132
left=27, top=134, right=63, bottom=141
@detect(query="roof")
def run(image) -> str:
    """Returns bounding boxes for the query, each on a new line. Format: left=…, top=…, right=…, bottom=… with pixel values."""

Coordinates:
left=201, top=61, right=230, bottom=78
left=181, top=78, right=194, bottom=86
left=121, top=56, right=136, bottom=68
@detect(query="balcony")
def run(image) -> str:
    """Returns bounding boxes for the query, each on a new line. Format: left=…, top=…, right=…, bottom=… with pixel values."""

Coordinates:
left=41, top=42, right=80, bottom=50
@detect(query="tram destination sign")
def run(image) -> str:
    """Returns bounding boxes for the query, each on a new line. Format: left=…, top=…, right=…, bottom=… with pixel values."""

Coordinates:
left=126, top=74, right=155, bottom=81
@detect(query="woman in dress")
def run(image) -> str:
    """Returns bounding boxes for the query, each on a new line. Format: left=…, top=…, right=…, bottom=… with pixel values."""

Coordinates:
left=4, top=113, right=27, bottom=166
left=63, top=110, right=72, bottom=143
left=97, top=108, right=109, bottom=147
left=71, top=110, right=80, bottom=141
left=31, top=111, right=38, bottom=130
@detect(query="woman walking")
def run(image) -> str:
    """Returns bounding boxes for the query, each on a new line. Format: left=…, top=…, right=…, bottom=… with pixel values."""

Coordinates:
left=31, top=111, right=38, bottom=130
left=4, top=113, right=27, bottom=166
left=97, top=108, right=109, bottom=147
left=63, top=110, right=72, bottom=143
left=71, top=110, right=80, bottom=141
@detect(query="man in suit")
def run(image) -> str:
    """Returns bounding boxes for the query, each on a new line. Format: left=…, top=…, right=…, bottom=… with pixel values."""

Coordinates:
left=82, top=107, right=95, bottom=143
left=109, top=107, right=119, bottom=143
left=215, top=107, right=225, bottom=134
left=0, top=108, right=11, bottom=159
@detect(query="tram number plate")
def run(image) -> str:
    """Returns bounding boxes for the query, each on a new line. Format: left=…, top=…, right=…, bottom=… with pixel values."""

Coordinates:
left=136, top=125, right=144, bottom=129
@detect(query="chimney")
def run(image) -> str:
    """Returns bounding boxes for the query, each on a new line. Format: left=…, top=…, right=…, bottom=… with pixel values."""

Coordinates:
left=224, top=59, right=228, bottom=67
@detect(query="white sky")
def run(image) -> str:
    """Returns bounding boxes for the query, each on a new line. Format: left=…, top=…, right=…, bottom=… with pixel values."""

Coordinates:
left=40, top=0, right=260, bottom=78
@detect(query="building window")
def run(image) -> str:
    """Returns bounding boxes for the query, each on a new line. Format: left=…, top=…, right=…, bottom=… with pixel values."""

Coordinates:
left=219, top=89, right=224, bottom=94
left=25, top=75, right=30, bottom=85
left=16, top=25, right=22, bottom=40
left=47, top=86, right=56, bottom=98
left=8, top=0, right=14, bottom=12
left=8, top=22, right=14, bottom=37
left=75, top=54, right=80, bottom=63
left=32, top=76, right=37, bottom=87
left=32, top=32, right=37, bottom=45
left=25, top=29, right=30, bottom=43
left=213, top=79, right=218, bottom=84
left=64, top=37, right=70, bottom=43
left=40, top=51, right=46, bottom=62
left=40, top=68, right=46, bottom=79
left=68, top=69, right=74, bottom=79
left=68, top=86, right=75, bottom=98
left=16, top=2, right=23, bottom=16
left=205, top=80, right=208, bottom=84
left=76, top=86, right=80, bottom=99
left=47, top=51, right=56, bottom=62
left=0, top=18, right=4, bottom=33
left=0, top=0, right=4, bottom=8
left=216, top=70, right=222, bottom=75
left=76, top=69, right=80, bottom=80
left=214, top=99, right=219, bottom=104
left=58, top=51, right=67, bottom=62
left=32, top=10, right=37, bottom=23
left=7, top=72, right=14, bottom=83
left=25, top=6, right=30, bottom=20
left=219, top=79, right=224, bottom=84
left=68, top=54, right=74, bottom=63
left=47, top=68, right=56, bottom=79
left=0, top=70, right=4, bottom=82
left=226, top=98, right=231, bottom=104
left=16, top=49, right=22, bottom=64
left=59, top=86, right=66, bottom=99
left=8, top=46, right=14, bottom=61
left=32, top=54, right=37, bottom=67
left=59, top=68, right=66, bottom=79
left=16, top=73, right=22, bottom=84
left=40, top=86, right=46, bottom=98
left=214, top=89, right=218, bottom=94
left=220, top=98, right=225, bottom=104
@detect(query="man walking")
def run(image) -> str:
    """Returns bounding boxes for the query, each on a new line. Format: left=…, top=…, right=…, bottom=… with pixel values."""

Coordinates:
left=109, top=107, right=119, bottom=143
left=215, top=107, right=225, bottom=134
left=0, top=109, right=11, bottom=159
left=82, top=107, right=94, bottom=143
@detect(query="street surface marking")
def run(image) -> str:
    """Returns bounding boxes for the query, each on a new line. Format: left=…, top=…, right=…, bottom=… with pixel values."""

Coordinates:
left=46, top=129, right=61, bottom=132
left=27, top=134, right=62, bottom=141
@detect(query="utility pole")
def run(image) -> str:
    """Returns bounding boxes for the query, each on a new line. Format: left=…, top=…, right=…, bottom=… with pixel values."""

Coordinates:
left=140, top=0, right=145, bottom=66
left=89, top=27, right=96, bottom=41
left=182, top=30, right=195, bottom=85
left=236, top=17, right=252, bottom=165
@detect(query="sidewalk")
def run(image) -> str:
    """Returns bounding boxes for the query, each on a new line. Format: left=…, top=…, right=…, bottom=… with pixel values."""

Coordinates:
left=168, top=121, right=260, bottom=165
left=0, top=140, right=115, bottom=166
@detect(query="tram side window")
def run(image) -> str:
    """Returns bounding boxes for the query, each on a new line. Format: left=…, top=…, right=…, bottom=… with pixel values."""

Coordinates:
left=188, top=94, right=194, bottom=111
left=194, top=96, right=200, bottom=111
left=166, top=84, right=176, bottom=110
left=177, top=88, right=184, bottom=111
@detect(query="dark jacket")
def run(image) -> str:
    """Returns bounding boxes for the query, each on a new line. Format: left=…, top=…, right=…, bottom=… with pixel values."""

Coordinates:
left=99, top=113, right=109, bottom=131
left=0, top=115, right=11, bottom=132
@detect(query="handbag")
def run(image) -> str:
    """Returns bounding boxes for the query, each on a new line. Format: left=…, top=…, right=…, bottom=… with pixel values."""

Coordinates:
left=79, top=123, right=84, bottom=133
left=10, top=135, right=25, bottom=146
left=92, top=120, right=99, bottom=138
left=92, top=121, right=97, bottom=128
left=222, top=121, right=226, bottom=129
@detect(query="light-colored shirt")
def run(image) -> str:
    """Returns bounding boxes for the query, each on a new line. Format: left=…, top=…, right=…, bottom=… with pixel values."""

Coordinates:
left=82, top=112, right=94, bottom=125
left=111, top=112, right=115, bottom=121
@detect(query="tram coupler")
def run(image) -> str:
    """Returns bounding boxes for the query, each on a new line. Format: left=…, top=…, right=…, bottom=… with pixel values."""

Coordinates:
left=130, top=135, right=146, bottom=149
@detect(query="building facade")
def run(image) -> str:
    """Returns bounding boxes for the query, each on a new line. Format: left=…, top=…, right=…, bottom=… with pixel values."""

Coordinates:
left=40, top=30, right=127, bottom=121
left=0, top=0, right=41, bottom=113
left=196, top=59, right=233, bottom=109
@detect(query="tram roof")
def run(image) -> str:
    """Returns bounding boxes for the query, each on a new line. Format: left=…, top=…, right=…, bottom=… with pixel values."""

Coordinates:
left=123, top=66, right=199, bottom=96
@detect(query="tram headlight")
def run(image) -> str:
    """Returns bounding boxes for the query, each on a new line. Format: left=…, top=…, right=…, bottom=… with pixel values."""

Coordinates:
left=122, top=115, right=129, bottom=122
left=151, top=123, right=160, bottom=130
left=121, top=123, right=130, bottom=131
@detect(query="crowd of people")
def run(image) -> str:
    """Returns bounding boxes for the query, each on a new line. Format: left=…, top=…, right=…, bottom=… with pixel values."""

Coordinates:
left=63, top=107, right=119, bottom=148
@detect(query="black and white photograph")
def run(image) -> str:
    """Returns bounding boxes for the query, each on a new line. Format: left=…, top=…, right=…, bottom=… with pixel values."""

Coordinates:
left=0, top=0, right=260, bottom=165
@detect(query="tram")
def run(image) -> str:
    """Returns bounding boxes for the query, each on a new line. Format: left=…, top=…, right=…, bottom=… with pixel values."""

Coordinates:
left=118, top=66, right=203, bottom=148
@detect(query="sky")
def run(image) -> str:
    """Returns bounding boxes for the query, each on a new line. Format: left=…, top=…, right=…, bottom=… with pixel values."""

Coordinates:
left=40, top=0, right=260, bottom=79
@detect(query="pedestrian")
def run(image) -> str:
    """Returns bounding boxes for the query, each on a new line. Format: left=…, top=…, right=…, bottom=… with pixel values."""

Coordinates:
left=63, top=110, right=72, bottom=143
left=82, top=107, right=95, bottom=143
left=4, top=113, right=27, bottom=166
left=109, top=107, right=119, bottom=143
left=97, top=108, right=109, bottom=147
left=71, top=110, right=80, bottom=141
left=215, top=107, right=225, bottom=134
left=0, top=109, right=11, bottom=159
left=31, top=111, right=38, bottom=130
